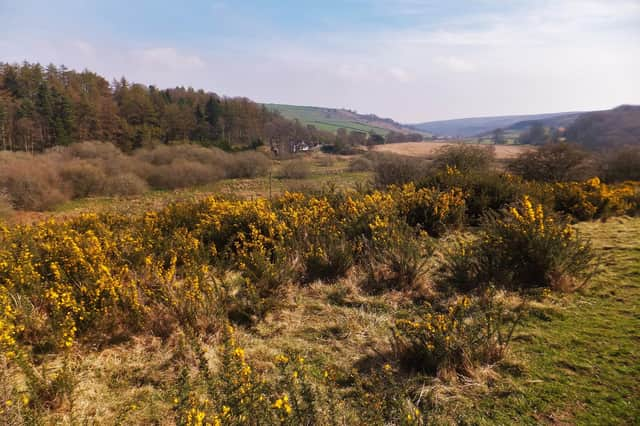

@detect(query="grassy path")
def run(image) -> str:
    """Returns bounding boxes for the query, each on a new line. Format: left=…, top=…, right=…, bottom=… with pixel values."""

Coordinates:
left=469, top=217, right=640, bottom=425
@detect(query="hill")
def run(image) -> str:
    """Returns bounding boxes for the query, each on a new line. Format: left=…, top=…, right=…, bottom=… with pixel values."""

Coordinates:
left=566, top=105, right=640, bottom=150
left=412, top=111, right=583, bottom=137
left=264, top=103, right=425, bottom=136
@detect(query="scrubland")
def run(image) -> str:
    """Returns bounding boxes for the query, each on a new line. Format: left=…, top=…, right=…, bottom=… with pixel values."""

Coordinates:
left=1, top=142, right=639, bottom=425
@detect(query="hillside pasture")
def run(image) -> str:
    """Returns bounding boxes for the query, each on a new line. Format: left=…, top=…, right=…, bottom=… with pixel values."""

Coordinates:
left=265, top=104, right=418, bottom=135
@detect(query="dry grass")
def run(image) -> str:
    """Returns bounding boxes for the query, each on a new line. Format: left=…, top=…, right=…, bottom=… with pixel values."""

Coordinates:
left=373, top=142, right=534, bottom=160
left=0, top=191, right=14, bottom=220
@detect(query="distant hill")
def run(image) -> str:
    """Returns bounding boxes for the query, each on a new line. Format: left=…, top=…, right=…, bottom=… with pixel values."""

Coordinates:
left=411, top=112, right=584, bottom=138
left=264, top=104, right=426, bottom=136
left=566, top=105, right=640, bottom=150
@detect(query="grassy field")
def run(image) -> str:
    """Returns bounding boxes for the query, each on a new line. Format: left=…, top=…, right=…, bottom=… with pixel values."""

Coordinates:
left=264, top=104, right=414, bottom=135
left=373, top=141, right=534, bottom=160
left=448, top=217, right=640, bottom=424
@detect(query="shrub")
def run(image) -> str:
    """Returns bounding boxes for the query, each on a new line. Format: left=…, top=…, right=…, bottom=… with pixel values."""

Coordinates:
left=599, top=145, right=640, bottom=182
left=508, top=142, right=595, bottom=182
left=439, top=196, right=596, bottom=291
left=553, top=177, right=637, bottom=221
left=146, top=159, right=225, bottom=189
left=62, top=140, right=123, bottom=161
left=302, top=234, right=354, bottom=283
left=432, top=144, right=495, bottom=173
left=392, top=292, right=524, bottom=376
left=350, top=364, right=423, bottom=424
left=393, top=183, right=466, bottom=237
left=0, top=156, right=69, bottom=210
left=420, top=168, right=527, bottom=224
left=58, top=160, right=107, bottom=198
left=134, top=143, right=229, bottom=167
left=363, top=218, right=433, bottom=292
left=176, top=328, right=328, bottom=425
left=103, top=173, right=150, bottom=196
left=348, top=156, right=374, bottom=172
left=372, top=153, right=428, bottom=187
left=230, top=247, right=296, bottom=322
left=228, top=151, right=271, bottom=178
left=280, top=159, right=311, bottom=179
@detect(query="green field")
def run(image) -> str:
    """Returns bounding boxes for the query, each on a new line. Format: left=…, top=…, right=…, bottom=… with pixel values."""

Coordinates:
left=441, top=217, right=640, bottom=424
left=264, top=104, right=413, bottom=135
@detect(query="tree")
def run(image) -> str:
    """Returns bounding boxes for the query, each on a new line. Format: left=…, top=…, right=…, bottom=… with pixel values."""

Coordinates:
left=368, top=132, right=385, bottom=145
left=492, top=128, right=506, bottom=144
left=348, top=130, right=367, bottom=146
left=518, top=122, right=548, bottom=145
left=508, top=142, right=594, bottom=182
left=0, top=61, right=308, bottom=152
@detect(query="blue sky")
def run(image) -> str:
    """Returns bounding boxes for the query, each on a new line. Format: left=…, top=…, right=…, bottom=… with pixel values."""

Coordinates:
left=1, top=0, right=639, bottom=122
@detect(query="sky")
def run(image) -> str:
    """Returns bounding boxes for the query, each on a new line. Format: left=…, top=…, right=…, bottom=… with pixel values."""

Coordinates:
left=1, top=0, right=639, bottom=122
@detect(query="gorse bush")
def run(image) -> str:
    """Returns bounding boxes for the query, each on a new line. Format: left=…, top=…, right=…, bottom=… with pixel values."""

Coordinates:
left=553, top=177, right=639, bottom=221
left=439, top=196, right=595, bottom=291
left=0, top=175, right=631, bottom=422
left=350, top=365, right=424, bottom=425
left=431, top=144, right=495, bottom=173
left=171, top=326, right=365, bottom=426
left=363, top=218, right=432, bottom=292
left=394, top=183, right=466, bottom=237
left=393, top=292, right=523, bottom=377
left=421, top=167, right=528, bottom=224
left=0, top=186, right=460, bottom=359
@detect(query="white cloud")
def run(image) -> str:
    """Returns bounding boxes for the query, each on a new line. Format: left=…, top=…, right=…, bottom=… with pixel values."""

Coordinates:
left=136, top=47, right=205, bottom=71
left=389, top=66, right=411, bottom=82
left=433, top=56, right=476, bottom=73
left=71, top=40, right=96, bottom=57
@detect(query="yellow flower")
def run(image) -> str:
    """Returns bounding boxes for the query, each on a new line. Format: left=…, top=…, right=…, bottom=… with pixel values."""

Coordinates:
left=275, top=354, right=289, bottom=364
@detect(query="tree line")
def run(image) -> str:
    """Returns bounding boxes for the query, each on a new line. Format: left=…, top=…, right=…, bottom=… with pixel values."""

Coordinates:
left=0, top=62, right=342, bottom=153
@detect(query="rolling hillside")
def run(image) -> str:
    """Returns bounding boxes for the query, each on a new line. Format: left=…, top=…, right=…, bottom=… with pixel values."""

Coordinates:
left=412, top=111, right=584, bottom=137
left=264, top=104, right=425, bottom=136
left=566, top=105, right=640, bottom=149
